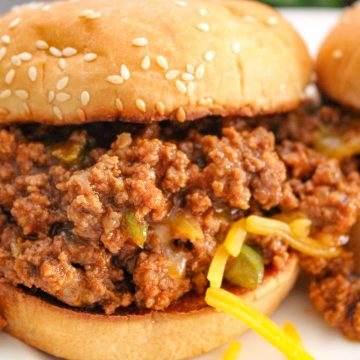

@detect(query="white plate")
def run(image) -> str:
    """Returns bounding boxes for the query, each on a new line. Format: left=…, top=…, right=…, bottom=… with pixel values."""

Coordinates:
left=0, top=6, right=358, bottom=360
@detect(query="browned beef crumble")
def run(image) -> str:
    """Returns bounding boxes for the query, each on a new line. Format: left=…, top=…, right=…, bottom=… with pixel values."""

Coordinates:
left=1, top=105, right=360, bottom=338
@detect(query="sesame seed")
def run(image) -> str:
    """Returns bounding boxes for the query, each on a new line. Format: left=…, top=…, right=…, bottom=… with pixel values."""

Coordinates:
left=197, top=23, right=210, bottom=32
left=42, top=4, right=51, bottom=11
left=49, top=47, right=62, bottom=57
left=199, top=97, right=213, bottom=106
left=244, top=16, right=256, bottom=23
left=9, top=17, right=21, bottom=29
left=156, top=56, right=168, bottom=70
left=204, top=51, right=215, bottom=62
left=232, top=41, right=241, bottom=54
left=58, top=58, right=66, bottom=70
left=115, top=98, right=123, bottom=112
left=85, top=11, right=102, bottom=20
left=0, top=47, right=7, bottom=61
left=186, top=64, right=195, bottom=74
left=36, top=40, right=49, bottom=50
left=19, top=52, right=32, bottom=61
left=176, top=80, right=187, bottom=94
left=79, top=9, right=94, bottom=17
left=156, top=102, right=165, bottom=116
left=53, top=106, right=63, bottom=120
left=56, top=92, right=71, bottom=102
left=187, top=82, right=195, bottom=96
left=11, top=55, right=21, bottom=67
left=5, top=69, right=15, bottom=84
left=81, top=91, right=90, bottom=106
left=15, top=90, right=29, bottom=100
left=132, top=37, right=148, bottom=47
left=79, top=9, right=101, bottom=19
left=22, top=103, right=31, bottom=116
left=56, top=76, right=69, bottom=90
left=121, top=64, right=131, bottom=80
left=107, top=75, right=124, bottom=85
left=48, top=91, right=55, bottom=103
left=141, top=55, right=151, bottom=70
left=0, top=90, right=11, bottom=99
left=332, top=49, right=343, bottom=59
left=199, top=8, right=207, bottom=16
left=1, top=35, right=10, bottom=45
left=165, top=70, right=179, bottom=80
left=136, top=98, right=146, bottom=113
left=84, top=53, right=97, bottom=62
left=28, top=66, right=37, bottom=82
left=267, top=16, right=278, bottom=26
left=182, top=72, right=195, bottom=81
left=63, top=47, right=78, bottom=57
left=174, top=0, right=187, bottom=7
left=176, top=107, right=186, bottom=122
left=195, top=64, right=205, bottom=79
left=77, top=108, right=86, bottom=122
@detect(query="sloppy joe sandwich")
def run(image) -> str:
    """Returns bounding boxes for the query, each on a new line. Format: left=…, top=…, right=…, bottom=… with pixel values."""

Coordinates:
left=0, top=1, right=359, bottom=359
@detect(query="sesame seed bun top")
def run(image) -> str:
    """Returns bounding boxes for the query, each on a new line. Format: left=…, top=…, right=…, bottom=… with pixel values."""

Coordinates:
left=0, top=0, right=311, bottom=125
left=316, top=3, right=360, bottom=111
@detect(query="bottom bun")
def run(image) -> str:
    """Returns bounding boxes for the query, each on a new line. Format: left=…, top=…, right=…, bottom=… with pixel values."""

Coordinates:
left=0, top=254, right=298, bottom=360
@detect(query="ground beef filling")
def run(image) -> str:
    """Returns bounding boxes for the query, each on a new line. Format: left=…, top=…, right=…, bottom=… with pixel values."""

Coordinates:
left=1, top=107, right=360, bottom=339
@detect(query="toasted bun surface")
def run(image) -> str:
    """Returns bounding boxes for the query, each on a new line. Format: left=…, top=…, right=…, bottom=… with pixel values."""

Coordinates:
left=0, top=254, right=298, bottom=360
left=0, top=0, right=311, bottom=125
left=316, top=3, right=360, bottom=111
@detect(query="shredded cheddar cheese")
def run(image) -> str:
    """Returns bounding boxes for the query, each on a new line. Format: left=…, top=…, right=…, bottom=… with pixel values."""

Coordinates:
left=223, top=219, right=247, bottom=257
left=223, top=341, right=241, bottom=360
left=207, top=245, right=229, bottom=288
left=206, top=288, right=315, bottom=360
left=289, top=218, right=311, bottom=240
left=283, top=321, right=302, bottom=344
left=246, top=215, right=341, bottom=258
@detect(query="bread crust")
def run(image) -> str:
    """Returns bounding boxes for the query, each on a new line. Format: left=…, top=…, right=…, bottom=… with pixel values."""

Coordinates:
left=0, top=0, right=311, bottom=125
left=0, top=254, right=298, bottom=360
left=316, top=3, right=360, bottom=111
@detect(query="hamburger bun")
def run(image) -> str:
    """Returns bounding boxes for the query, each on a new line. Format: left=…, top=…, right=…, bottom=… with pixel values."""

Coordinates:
left=0, top=254, right=298, bottom=360
left=0, top=0, right=311, bottom=125
left=316, top=3, right=360, bottom=111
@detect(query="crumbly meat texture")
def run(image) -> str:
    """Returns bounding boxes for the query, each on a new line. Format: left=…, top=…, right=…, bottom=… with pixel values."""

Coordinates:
left=1, top=106, right=360, bottom=337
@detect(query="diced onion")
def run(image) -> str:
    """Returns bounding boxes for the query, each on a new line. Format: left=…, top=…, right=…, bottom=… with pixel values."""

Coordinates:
left=205, top=288, right=314, bottom=360
left=223, top=341, right=241, bottom=360
left=207, top=245, right=229, bottom=289
left=246, top=215, right=341, bottom=258
left=223, top=218, right=247, bottom=257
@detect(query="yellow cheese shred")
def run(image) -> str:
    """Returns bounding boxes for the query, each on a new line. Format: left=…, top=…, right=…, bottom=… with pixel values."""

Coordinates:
left=207, top=245, right=229, bottom=289
left=205, top=288, right=315, bottom=360
left=283, top=321, right=302, bottom=344
left=223, top=341, right=241, bottom=360
left=223, top=219, right=247, bottom=257
left=246, top=215, right=341, bottom=258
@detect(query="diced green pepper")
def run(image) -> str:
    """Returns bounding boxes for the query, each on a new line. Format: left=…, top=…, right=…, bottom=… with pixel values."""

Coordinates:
left=51, top=140, right=85, bottom=166
left=125, top=211, right=148, bottom=248
left=224, top=244, right=264, bottom=289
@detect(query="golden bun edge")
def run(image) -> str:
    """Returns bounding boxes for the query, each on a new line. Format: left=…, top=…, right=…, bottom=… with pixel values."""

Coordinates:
left=0, top=0, right=311, bottom=125
left=316, top=2, right=360, bottom=111
left=0, top=254, right=298, bottom=360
